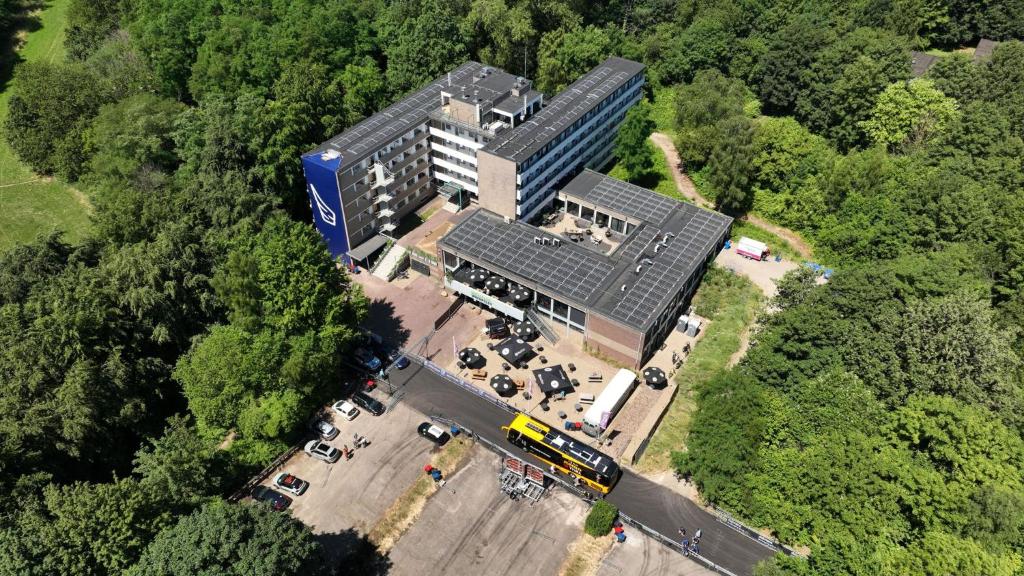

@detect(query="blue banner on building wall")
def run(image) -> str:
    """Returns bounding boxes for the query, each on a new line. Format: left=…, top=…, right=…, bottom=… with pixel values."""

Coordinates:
left=301, top=151, right=349, bottom=259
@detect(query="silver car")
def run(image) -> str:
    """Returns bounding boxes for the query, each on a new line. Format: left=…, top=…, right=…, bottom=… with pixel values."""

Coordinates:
left=312, top=419, right=339, bottom=440
left=304, top=440, right=340, bottom=463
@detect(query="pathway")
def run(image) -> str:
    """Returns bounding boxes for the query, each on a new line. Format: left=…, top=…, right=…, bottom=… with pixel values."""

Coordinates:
left=649, top=133, right=814, bottom=259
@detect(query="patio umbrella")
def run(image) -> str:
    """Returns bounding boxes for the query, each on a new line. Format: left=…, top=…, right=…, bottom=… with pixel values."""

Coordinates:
left=484, top=276, right=507, bottom=292
left=534, top=365, right=572, bottom=396
left=468, top=269, right=488, bottom=285
left=509, top=285, right=532, bottom=303
left=497, top=337, right=533, bottom=365
left=643, top=366, right=667, bottom=388
left=490, top=374, right=516, bottom=397
left=459, top=347, right=484, bottom=368
left=512, top=321, right=535, bottom=338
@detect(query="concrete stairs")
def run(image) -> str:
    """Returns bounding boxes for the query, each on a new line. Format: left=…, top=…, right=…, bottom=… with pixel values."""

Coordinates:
left=372, top=243, right=408, bottom=280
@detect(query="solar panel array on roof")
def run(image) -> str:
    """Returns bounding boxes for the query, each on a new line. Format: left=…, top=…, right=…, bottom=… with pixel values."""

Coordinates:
left=314, top=62, right=486, bottom=168
left=441, top=210, right=614, bottom=304
left=605, top=206, right=730, bottom=327
left=564, top=172, right=677, bottom=227
left=481, top=57, right=644, bottom=163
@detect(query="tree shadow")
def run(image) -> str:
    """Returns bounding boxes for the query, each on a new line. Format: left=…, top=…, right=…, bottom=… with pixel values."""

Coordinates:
left=364, top=298, right=411, bottom=348
left=0, top=0, right=48, bottom=95
left=627, top=170, right=666, bottom=191
left=316, top=528, right=392, bottom=575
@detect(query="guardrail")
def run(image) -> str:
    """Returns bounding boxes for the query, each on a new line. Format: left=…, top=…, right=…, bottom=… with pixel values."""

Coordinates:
left=617, top=511, right=740, bottom=576
left=405, top=354, right=517, bottom=415
left=710, top=505, right=806, bottom=558
left=228, top=442, right=304, bottom=503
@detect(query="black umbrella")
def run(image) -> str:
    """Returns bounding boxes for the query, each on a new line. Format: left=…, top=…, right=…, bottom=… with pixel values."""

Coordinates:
left=485, top=276, right=507, bottom=292
left=468, top=269, right=488, bottom=285
left=510, top=286, right=532, bottom=303
left=534, top=365, right=572, bottom=396
left=497, top=337, right=533, bottom=365
left=643, top=366, right=667, bottom=388
left=512, top=321, right=535, bottom=338
left=490, top=374, right=516, bottom=397
left=459, top=347, right=484, bottom=368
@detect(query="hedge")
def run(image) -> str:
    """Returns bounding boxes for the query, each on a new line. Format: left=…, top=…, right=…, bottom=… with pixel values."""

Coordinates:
left=584, top=500, right=619, bottom=537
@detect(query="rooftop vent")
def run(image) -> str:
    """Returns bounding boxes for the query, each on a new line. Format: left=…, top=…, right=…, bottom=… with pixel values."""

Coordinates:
left=552, top=239, right=561, bottom=247
left=620, top=284, right=627, bottom=292
left=635, top=265, right=643, bottom=274
left=534, top=236, right=542, bottom=244
left=642, top=258, right=653, bottom=266
left=654, top=244, right=661, bottom=253
left=503, top=216, right=512, bottom=224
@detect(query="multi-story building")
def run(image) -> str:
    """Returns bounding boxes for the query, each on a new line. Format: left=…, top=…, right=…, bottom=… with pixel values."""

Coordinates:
left=476, top=57, right=645, bottom=222
left=302, top=57, right=644, bottom=263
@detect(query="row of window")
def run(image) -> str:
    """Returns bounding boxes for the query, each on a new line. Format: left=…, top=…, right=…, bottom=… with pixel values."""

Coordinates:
left=518, top=74, right=643, bottom=175
left=347, top=124, right=429, bottom=176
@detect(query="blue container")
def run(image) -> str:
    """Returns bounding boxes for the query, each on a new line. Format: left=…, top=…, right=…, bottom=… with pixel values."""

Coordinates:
left=724, top=239, right=732, bottom=249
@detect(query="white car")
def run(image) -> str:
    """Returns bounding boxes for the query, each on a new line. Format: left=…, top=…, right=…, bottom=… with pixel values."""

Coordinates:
left=312, top=419, right=339, bottom=440
left=332, top=400, right=360, bottom=421
left=273, top=472, right=309, bottom=496
left=304, top=440, right=340, bottom=463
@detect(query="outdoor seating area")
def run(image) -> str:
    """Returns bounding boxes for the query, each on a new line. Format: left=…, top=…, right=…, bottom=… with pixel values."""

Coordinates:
left=536, top=211, right=623, bottom=254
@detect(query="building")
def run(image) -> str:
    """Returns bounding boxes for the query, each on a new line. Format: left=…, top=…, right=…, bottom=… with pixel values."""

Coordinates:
left=476, top=57, right=646, bottom=222
left=301, top=57, right=645, bottom=263
left=438, top=170, right=732, bottom=368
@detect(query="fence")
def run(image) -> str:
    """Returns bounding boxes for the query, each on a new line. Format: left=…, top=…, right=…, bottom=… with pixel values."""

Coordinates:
left=228, top=442, right=304, bottom=503
left=711, top=505, right=806, bottom=558
left=433, top=296, right=465, bottom=330
left=407, top=354, right=516, bottom=415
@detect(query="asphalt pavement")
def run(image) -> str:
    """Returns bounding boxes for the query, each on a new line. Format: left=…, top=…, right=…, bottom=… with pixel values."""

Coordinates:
left=387, top=362, right=775, bottom=576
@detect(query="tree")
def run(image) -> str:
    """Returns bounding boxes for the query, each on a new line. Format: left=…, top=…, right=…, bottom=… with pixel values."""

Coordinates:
left=750, top=116, right=834, bottom=230
left=4, top=62, right=110, bottom=179
left=340, top=57, right=386, bottom=127
left=674, top=70, right=749, bottom=168
left=614, top=101, right=656, bottom=179
left=86, top=94, right=185, bottom=182
left=133, top=415, right=226, bottom=508
left=861, top=79, right=959, bottom=152
left=708, top=115, right=755, bottom=214
left=65, top=0, right=125, bottom=61
left=381, top=0, right=469, bottom=95
left=536, top=25, right=617, bottom=94
left=753, top=13, right=834, bottom=114
left=926, top=53, right=983, bottom=104
left=128, top=501, right=323, bottom=576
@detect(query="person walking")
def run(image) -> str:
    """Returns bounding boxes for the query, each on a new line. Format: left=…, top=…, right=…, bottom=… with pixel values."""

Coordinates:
left=681, top=537, right=690, bottom=556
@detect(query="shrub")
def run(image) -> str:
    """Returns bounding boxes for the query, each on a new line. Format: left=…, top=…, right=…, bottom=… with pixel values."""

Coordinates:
left=584, top=500, right=619, bottom=537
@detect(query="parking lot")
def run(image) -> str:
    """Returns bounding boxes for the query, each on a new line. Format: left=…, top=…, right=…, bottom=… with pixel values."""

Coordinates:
left=256, top=393, right=439, bottom=561
left=598, top=531, right=718, bottom=576
left=389, top=445, right=589, bottom=576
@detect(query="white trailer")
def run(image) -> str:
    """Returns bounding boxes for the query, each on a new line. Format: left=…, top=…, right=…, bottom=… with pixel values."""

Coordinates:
left=736, top=237, right=769, bottom=261
left=583, top=369, right=638, bottom=437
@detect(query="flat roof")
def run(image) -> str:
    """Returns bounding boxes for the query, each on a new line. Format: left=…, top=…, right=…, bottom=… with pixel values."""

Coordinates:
left=309, top=62, right=488, bottom=170
left=440, top=172, right=732, bottom=331
left=480, top=57, right=645, bottom=164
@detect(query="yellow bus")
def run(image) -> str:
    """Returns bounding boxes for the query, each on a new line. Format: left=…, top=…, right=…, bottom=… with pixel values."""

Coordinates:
left=502, top=413, right=621, bottom=493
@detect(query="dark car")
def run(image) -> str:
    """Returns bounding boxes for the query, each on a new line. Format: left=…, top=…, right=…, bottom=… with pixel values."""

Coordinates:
left=351, top=392, right=386, bottom=416
left=389, top=351, right=410, bottom=370
left=417, top=422, right=450, bottom=445
left=251, top=486, right=292, bottom=511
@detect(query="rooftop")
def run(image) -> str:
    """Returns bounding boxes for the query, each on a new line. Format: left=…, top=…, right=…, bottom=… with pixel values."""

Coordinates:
left=440, top=171, right=732, bottom=330
left=308, top=61, right=491, bottom=170
left=480, top=57, right=645, bottom=164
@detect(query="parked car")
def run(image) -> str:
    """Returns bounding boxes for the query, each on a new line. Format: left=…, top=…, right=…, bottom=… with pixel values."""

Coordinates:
left=351, top=392, right=385, bottom=416
left=312, top=419, right=339, bottom=440
left=304, top=440, right=341, bottom=463
left=332, top=400, right=360, bottom=420
left=251, top=486, right=292, bottom=511
left=417, top=422, right=450, bottom=445
left=354, top=348, right=382, bottom=372
left=390, top=352, right=410, bottom=370
left=273, top=472, right=309, bottom=496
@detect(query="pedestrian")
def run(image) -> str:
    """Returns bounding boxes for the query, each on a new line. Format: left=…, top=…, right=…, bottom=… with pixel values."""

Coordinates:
left=691, top=542, right=699, bottom=555
left=681, top=537, right=689, bottom=555
left=678, top=527, right=686, bottom=538
left=694, top=528, right=702, bottom=540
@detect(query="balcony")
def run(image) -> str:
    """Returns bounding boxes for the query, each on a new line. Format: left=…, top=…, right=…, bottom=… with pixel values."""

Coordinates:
left=369, top=161, right=395, bottom=188
left=381, top=222, right=397, bottom=233
left=378, top=208, right=395, bottom=218
left=375, top=192, right=394, bottom=203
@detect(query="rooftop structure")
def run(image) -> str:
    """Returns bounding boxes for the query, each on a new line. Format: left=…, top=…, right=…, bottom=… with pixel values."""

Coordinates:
left=482, top=57, right=647, bottom=164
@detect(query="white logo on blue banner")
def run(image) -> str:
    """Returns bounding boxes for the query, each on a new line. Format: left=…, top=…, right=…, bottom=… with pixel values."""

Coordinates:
left=309, top=183, right=337, bottom=226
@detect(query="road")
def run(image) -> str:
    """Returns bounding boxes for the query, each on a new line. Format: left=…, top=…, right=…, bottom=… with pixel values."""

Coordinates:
left=388, top=362, right=775, bottom=576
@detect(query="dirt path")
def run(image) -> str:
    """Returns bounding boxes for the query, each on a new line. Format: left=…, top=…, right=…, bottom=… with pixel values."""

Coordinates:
left=649, top=132, right=814, bottom=260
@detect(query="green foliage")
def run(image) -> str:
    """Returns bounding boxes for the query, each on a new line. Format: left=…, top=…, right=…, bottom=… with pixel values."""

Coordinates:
left=861, top=79, right=959, bottom=151
left=614, top=101, right=656, bottom=179
left=708, top=115, right=755, bottom=214
left=536, top=24, right=618, bottom=94
left=750, top=117, right=833, bottom=230
left=86, top=94, right=185, bottom=182
left=583, top=500, right=619, bottom=537
left=129, top=501, right=324, bottom=576
left=4, top=61, right=111, bottom=179
left=65, top=0, right=125, bottom=61
left=674, top=70, right=749, bottom=168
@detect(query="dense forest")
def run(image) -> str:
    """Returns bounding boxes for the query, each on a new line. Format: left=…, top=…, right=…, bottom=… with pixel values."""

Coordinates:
left=0, top=0, right=1022, bottom=573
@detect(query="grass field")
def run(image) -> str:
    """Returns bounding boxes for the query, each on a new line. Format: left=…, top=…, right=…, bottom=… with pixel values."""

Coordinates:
left=0, top=0, right=91, bottom=254
left=605, top=144, right=682, bottom=201
left=637, top=267, right=762, bottom=472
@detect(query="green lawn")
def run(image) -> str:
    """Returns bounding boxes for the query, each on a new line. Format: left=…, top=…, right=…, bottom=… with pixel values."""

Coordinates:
left=650, top=86, right=676, bottom=134
left=637, top=267, right=762, bottom=472
left=0, top=0, right=90, bottom=254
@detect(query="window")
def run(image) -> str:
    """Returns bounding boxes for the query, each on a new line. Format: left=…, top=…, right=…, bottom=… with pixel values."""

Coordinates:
left=610, top=217, right=624, bottom=233
left=553, top=299, right=569, bottom=320
left=536, top=293, right=552, bottom=311
left=443, top=252, right=457, bottom=268
left=569, top=308, right=585, bottom=326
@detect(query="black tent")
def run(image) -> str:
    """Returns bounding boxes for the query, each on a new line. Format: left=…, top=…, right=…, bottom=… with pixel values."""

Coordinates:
left=497, top=337, right=533, bottom=366
left=534, top=365, right=572, bottom=396
left=490, top=374, right=516, bottom=397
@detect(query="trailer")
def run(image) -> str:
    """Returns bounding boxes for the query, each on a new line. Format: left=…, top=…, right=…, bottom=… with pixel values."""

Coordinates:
left=582, top=369, right=638, bottom=437
left=736, top=237, right=769, bottom=261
